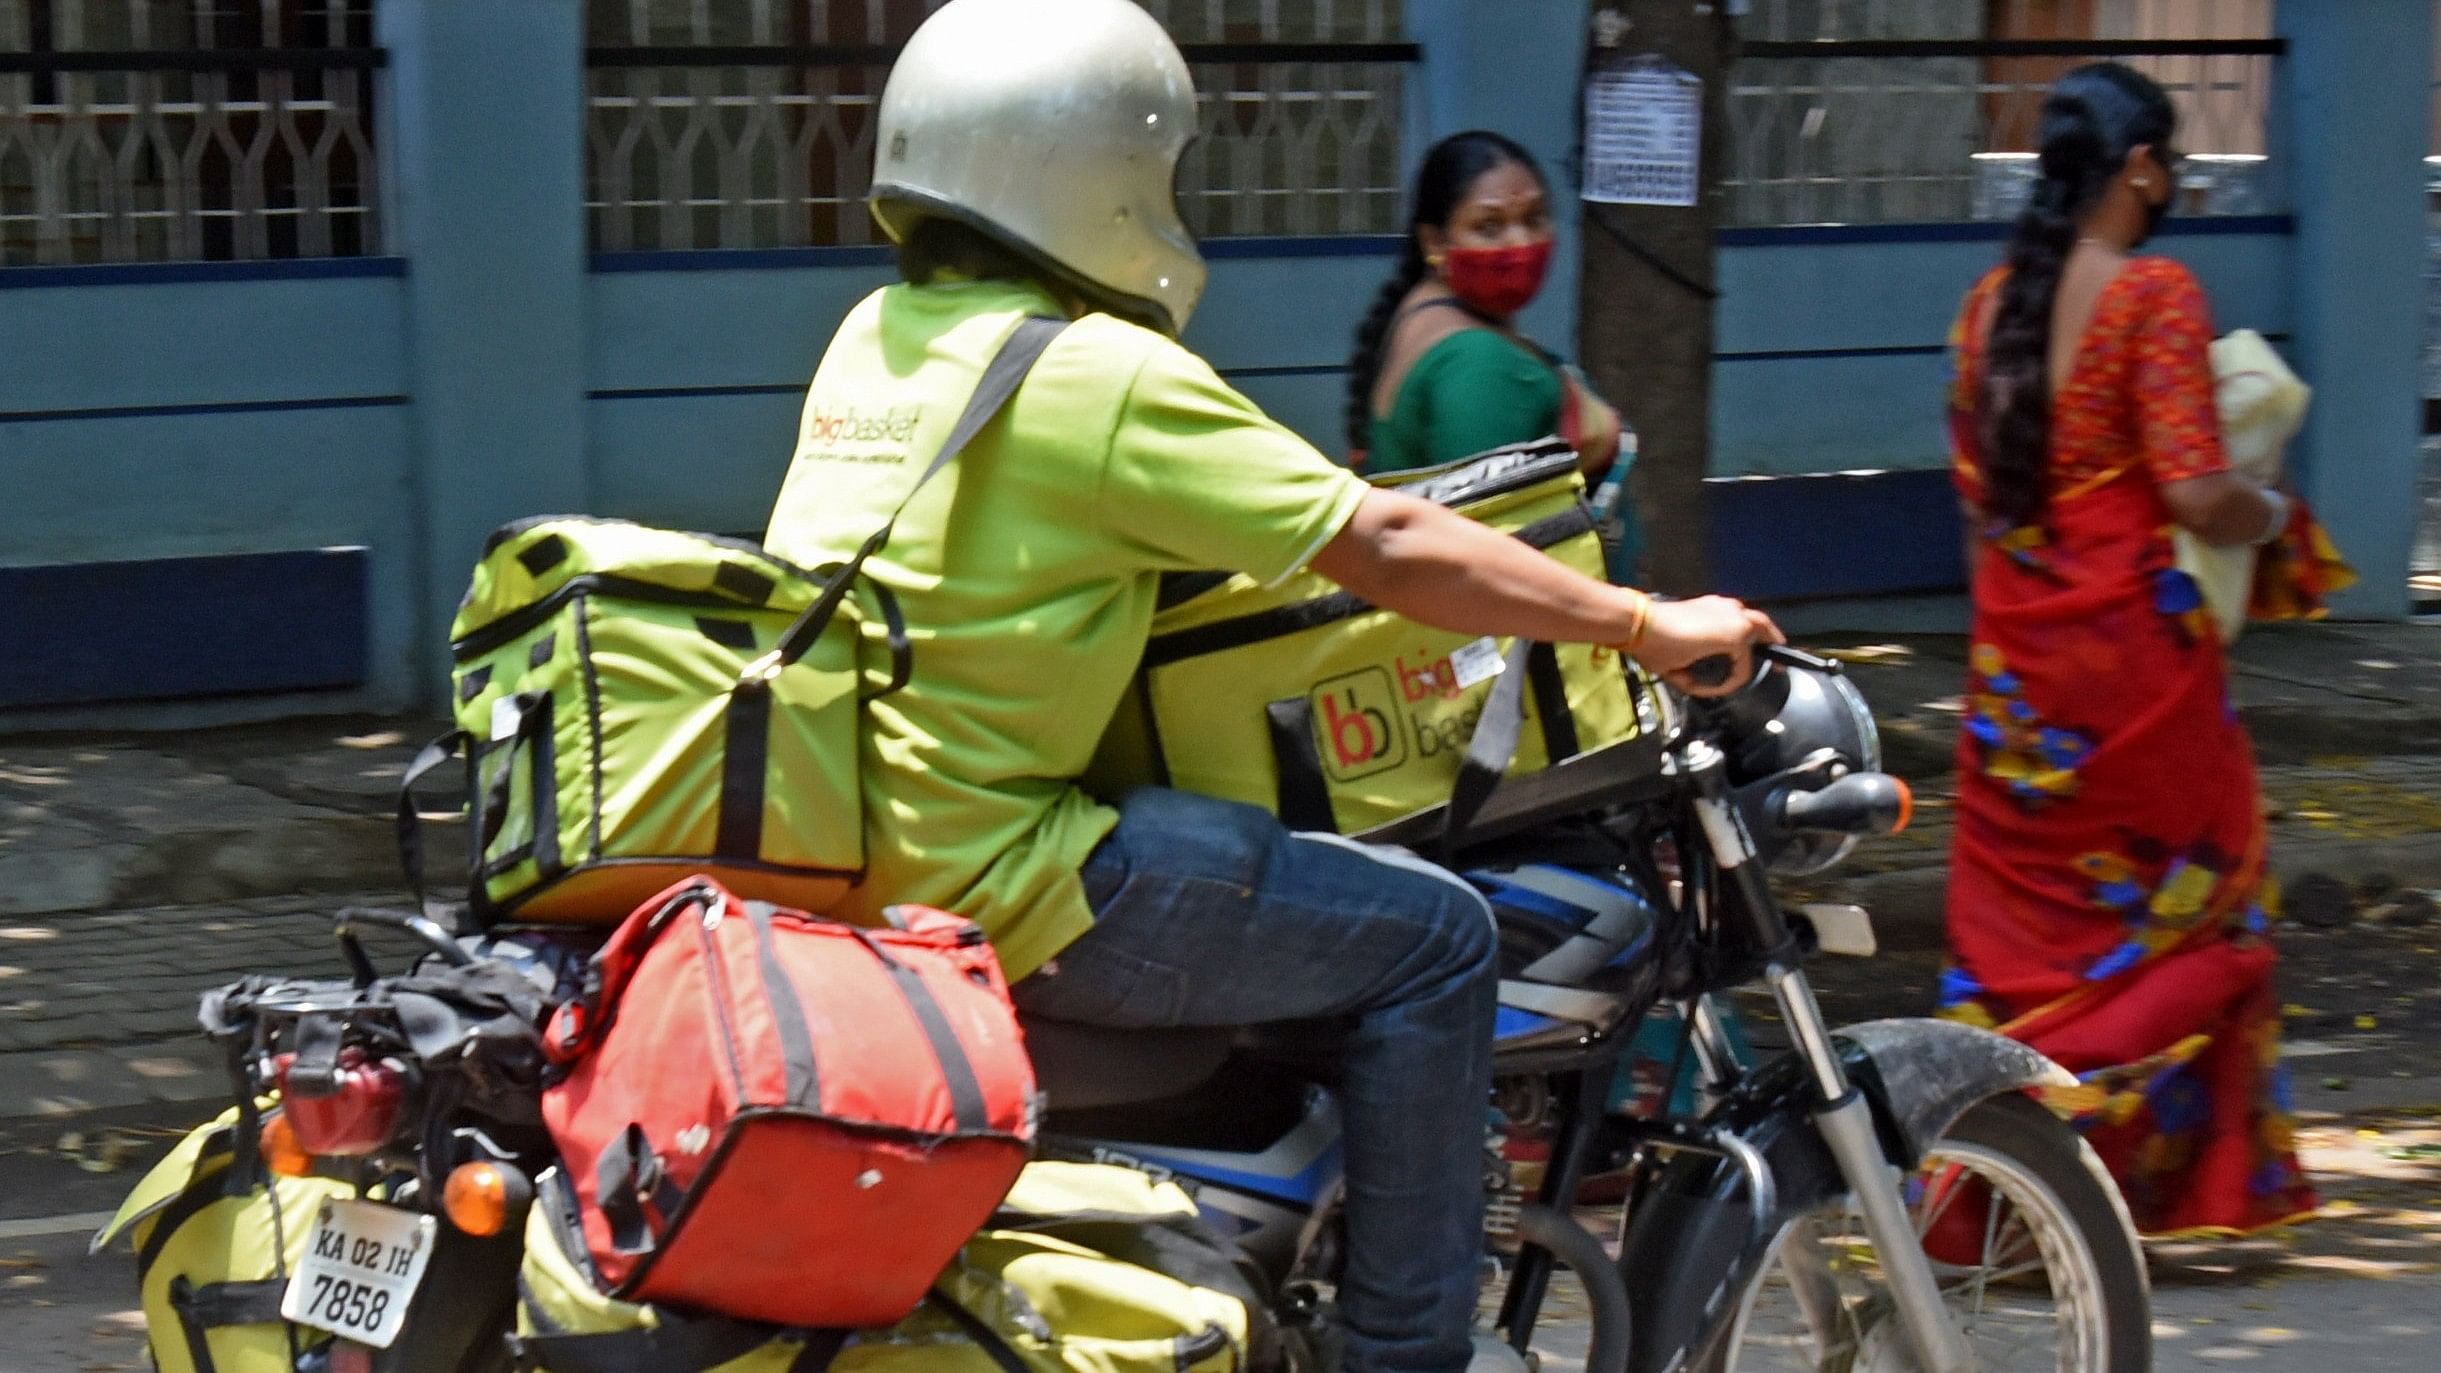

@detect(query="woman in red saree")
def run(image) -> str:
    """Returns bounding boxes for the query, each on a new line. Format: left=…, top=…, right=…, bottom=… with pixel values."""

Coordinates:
left=1939, top=64, right=2345, bottom=1238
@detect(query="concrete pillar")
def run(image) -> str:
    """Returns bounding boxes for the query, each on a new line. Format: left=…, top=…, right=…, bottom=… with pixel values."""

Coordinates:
left=378, top=0, right=592, bottom=684
left=2274, top=0, right=2431, bottom=618
left=1402, top=0, right=1587, bottom=366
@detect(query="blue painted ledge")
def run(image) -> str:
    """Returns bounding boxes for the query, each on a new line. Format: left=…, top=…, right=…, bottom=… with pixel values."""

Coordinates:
left=1708, top=468, right=1964, bottom=602
left=591, top=235, right=1404, bottom=274
left=0, top=548, right=369, bottom=708
left=1720, top=215, right=2294, bottom=248
left=1, top=395, right=407, bottom=425
left=0, top=256, right=407, bottom=289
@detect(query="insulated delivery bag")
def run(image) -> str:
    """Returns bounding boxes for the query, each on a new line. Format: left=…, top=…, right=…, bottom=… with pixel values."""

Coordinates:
left=513, top=1159, right=1275, bottom=1373
left=539, top=877, right=1038, bottom=1330
left=428, top=517, right=876, bottom=924
left=1088, top=439, right=1667, bottom=841
left=91, top=1105, right=359, bottom=1373
left=411, top=318, right=1066, bottom=924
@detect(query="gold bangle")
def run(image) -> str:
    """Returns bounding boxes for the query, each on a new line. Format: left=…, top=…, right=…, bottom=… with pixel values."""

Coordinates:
left=1609, top=591, right=1652, bottom=654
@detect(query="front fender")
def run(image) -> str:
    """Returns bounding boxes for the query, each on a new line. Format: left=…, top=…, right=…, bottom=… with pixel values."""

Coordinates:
left=1835, top=1017, right=2072, bottom=1165
left=1615, top=1017, right=2071, bottom=1373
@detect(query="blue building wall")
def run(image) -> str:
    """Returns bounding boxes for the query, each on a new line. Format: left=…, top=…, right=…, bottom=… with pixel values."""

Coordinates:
left=0, top=263, right=423, bottom=714
left=1712, top=222, right=2296, bottom=479
left=0, top=0, right=2426, bottom=722
left=580, top=244, right=1405, bottom=539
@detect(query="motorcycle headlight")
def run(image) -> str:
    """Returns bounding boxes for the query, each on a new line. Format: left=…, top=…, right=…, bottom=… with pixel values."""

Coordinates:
left=1724, top=659, right=1884, bottom=876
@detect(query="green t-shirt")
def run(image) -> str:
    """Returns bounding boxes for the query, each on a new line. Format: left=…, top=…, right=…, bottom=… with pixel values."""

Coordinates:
left=765, top=279, right=1368, bottom=979
left=1365, top=328, right=1562, bottom=474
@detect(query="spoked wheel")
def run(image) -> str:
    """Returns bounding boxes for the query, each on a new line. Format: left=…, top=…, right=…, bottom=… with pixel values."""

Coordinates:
left=1709, top=1094, right=2149, bottom=1372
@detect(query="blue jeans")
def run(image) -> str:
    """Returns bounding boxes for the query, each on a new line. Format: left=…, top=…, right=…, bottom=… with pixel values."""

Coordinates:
left=1014, top=788, right=1499, bottom=1373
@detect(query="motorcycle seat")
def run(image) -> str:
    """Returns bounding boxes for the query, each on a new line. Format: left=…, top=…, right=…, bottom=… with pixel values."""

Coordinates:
left=1019, top=1013, right=1236, bottom=1111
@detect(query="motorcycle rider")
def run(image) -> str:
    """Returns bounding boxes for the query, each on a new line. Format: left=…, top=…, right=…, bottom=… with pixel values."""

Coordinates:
left=763, top=2, right=1781, bottom=1368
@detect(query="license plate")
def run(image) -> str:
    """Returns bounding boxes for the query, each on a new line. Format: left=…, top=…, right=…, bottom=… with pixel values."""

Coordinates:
left=280, top=1198, right=437, bottom=1349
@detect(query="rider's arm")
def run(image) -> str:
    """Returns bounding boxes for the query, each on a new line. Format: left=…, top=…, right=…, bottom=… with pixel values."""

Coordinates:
left=1310, top=488, right=1779, bottom=692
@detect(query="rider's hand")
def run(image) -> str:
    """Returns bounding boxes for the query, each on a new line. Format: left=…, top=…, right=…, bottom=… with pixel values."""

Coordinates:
left=1631, top=596, right=1785, bottom=697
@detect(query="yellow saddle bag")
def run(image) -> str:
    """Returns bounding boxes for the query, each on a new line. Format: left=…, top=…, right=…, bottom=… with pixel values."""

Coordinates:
left=513, top=1160, right=1272, bottom=1373
left=92, top=1106, right=358, bottom=1373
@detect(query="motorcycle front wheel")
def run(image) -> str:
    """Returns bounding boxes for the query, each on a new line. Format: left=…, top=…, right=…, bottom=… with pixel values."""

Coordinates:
left=1706, top=1093, right=2150, bottom=1373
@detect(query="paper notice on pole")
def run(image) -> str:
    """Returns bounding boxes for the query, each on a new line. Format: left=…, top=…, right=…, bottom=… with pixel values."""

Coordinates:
left=1583, top=56, right=1703, bottom=207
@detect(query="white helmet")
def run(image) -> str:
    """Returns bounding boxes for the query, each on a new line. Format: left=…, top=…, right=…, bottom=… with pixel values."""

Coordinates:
left=871, top=0, right=1207, bottom=335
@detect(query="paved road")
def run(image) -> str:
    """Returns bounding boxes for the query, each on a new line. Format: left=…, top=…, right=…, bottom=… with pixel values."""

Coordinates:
left=5, top=1069, right=2436, bottom=1371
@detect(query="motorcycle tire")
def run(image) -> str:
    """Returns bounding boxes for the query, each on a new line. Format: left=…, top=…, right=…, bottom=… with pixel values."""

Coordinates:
left=1704, top=1092, right=2150, bottom=1373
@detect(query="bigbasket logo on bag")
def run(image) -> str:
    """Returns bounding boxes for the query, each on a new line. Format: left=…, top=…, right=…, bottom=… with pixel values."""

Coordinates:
left=1397, top=636, right=1506, bottom=703
left=1313, top=668, right=1405, bottom=780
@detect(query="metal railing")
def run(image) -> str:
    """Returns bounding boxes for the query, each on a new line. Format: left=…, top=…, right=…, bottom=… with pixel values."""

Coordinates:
left=0, top=0, right=382, bottom=266
left=1725, top=0, right=2280, bottom=227
left=584, top=0, right=1412, bottom=252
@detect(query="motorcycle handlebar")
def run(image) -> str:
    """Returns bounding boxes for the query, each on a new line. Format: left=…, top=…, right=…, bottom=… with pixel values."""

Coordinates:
left=1682, top=643, right=1818, bottom=692
left=333, top=906, right=474, bottom=987
left=1775, top=772, right=1912, bottom=837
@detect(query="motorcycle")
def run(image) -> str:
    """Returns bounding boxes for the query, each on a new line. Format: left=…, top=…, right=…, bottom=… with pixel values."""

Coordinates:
left=144, top=908, right=575, bottom=1373
left=1026, top=646, right=2152, bottom=1372
left=124, top=646, right=2148, bottom=1373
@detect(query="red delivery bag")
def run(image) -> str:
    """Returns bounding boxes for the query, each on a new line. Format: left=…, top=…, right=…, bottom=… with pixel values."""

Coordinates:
left=541, top=877, right=1036, bottom=1328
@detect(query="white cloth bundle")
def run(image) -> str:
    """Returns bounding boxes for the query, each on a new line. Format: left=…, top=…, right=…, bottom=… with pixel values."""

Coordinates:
left=2172, top=329, right=2311, bottom=642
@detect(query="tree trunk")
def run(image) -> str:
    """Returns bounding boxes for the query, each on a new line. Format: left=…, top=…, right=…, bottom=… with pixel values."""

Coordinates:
left=1577, top=0, right=1730, bottom=597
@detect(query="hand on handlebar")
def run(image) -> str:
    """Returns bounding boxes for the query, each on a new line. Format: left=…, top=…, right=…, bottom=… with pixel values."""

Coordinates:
left=1635, top=596, right=1785, bottom=698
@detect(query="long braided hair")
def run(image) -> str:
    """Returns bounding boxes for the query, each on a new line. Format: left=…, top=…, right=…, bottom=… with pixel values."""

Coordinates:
left=1345, top=131, right=1545, bottom=455
left=1978, top=63, right=2176, bottom=528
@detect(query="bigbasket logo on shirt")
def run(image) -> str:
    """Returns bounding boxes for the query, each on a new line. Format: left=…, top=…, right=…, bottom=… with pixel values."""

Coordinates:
left=1311, top=668, right=1406, bottom=781
left=803, top=401, right=923, bottom=451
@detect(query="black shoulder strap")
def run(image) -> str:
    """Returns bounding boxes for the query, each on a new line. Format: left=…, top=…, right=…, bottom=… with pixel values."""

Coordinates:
left=749, top=315, right=1067, bottom=682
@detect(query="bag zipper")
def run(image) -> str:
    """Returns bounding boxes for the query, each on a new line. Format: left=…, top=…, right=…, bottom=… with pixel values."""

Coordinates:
left=693, top=900, right=752, bottom=1107
left=454, top=574, right=821, bottom=662
left=1157, top=441, right=1577, bottom=612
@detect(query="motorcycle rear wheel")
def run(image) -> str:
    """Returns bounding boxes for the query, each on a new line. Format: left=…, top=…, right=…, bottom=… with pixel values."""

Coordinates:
left=1706, top=1093, right=2149, bottom=1373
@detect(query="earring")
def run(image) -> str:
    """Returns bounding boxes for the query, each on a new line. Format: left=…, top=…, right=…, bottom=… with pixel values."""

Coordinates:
left=2131, top=177, right=2150, bottom=190
left=1427, top=253, right=1445, bottom=269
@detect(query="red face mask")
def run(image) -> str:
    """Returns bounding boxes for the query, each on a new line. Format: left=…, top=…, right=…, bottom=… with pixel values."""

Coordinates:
left=1440, top=239, right=1553, bottom=319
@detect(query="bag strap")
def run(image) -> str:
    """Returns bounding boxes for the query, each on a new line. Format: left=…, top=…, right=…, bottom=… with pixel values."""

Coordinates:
left=594, top=1123, right=687, bottom=1257
left=168, top=1276, right=289, bottom=1328
left=1437, top=638, right=1537, bottom=858
left=742, top=314, right=1067, bottom=686
left=549, top=881, right=721, bottom=1061
left=511, top=1321, right=849, bottom=1373
left=1524, top=642, right=1579, bottom=761
left=1264, top=698, right=1339, bottom=833
left=396, top=729, right=475, bottom=924
left=821, top=917, right=994, bottom=1134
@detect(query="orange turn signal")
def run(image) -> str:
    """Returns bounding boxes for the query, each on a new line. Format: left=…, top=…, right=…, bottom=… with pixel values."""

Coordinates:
left=443, top=1161, right=531, bottom=1237
left=1890, top=778, right=1915, bottom=835
left=260, top=1112, right=313, bottom=1178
